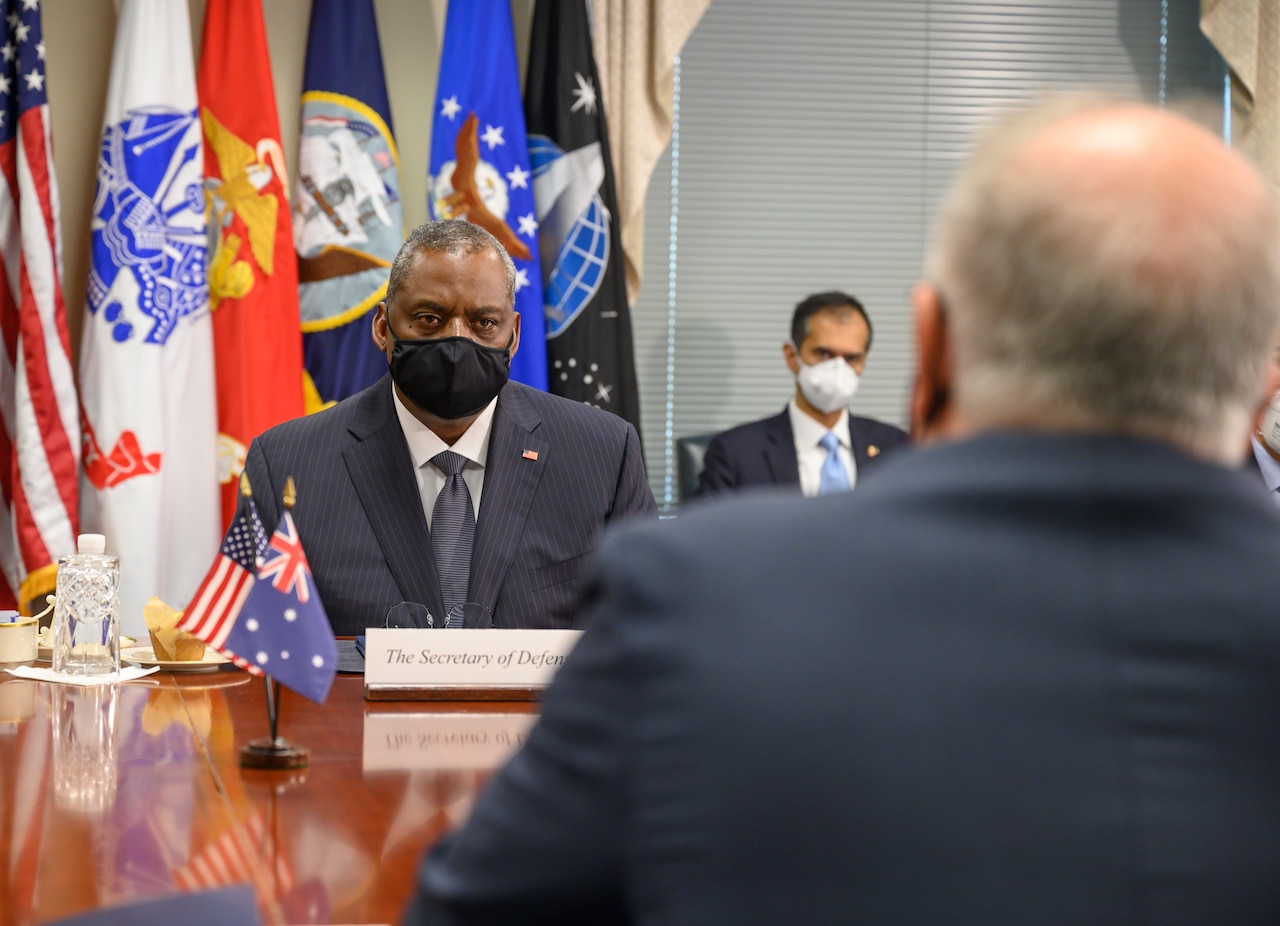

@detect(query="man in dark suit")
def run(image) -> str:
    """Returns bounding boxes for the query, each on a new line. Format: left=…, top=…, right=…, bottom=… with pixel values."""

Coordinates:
left=695, top=291, right=907, bottom=498
left=243, top=221, right=655, bottom=635
left=407, top=97, right=1280, bottom=924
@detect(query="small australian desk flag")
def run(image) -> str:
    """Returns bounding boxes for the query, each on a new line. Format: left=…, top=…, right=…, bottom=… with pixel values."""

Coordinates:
left=182, top=484, right=337, bottom=704
left=226, top=509, right=336, bottom=704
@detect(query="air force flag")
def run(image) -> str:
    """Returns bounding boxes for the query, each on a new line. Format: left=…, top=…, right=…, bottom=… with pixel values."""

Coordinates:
left=429, top=0, right=547, bottom=391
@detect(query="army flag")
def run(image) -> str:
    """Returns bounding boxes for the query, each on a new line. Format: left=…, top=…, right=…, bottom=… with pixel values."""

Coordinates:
left=429, top=0, right=547, bottom=390
left=199, top=0, right=305, bottom=531
left=294, top=0, right=401, bottom=410
left=525, top=0, right=641, bottom=432
left=79, top=0, right=220, bottom=638
left=0, top=0, right=79, bottom=613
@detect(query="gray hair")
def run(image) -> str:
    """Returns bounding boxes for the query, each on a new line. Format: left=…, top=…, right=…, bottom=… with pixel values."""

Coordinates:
left=928, top=94, right=1280, bottom=462
left=386, top=220, right=518, bottom=305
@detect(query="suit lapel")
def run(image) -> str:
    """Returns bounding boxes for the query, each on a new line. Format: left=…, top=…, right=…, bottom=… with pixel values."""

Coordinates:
left=471, top=385, right=548, bottom=613
left=342, top=377, right=447, bottom=623
left=849, top=413, right=872, bottom=474
left=763, top=409, right=801, bottom=486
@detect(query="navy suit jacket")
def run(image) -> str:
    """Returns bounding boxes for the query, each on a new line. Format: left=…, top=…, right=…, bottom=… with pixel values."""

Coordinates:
left=242, top=376, right=656, bottom=635
left=410, top=433, right=1280, bottom=925
left=695, top=407, right=908, bottom=496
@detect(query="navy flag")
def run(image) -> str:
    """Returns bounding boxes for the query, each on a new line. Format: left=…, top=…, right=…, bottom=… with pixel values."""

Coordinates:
left=525, top=0, right=642, bottom=435
left=293, top=0, right=402, bottom=411
left=428, top=0, right=547, bottom=391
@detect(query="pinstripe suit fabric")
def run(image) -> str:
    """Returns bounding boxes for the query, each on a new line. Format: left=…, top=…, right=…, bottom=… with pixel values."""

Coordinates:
left=242, top=375, right=657, bottom=635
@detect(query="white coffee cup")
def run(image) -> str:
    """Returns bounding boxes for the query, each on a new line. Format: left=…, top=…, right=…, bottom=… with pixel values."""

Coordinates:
left=0, top=612, right=38, bottom=663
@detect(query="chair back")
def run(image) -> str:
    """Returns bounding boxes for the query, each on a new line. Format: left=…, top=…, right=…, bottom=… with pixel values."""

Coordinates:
left=676, top=432, right=717, bottom=502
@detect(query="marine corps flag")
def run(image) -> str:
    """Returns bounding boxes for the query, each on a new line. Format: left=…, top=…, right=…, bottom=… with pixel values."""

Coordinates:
left=294, top=0, right=402, bottom=409
left=199, top=0, right=305, bottom=531
left=525, top=0, right=641, bottom=433
left=80, top=0, right=220, bottom=638
left=429, top=0, right=547, bottom=391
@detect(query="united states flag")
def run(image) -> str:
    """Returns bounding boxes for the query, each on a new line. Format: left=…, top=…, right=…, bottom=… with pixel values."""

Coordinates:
left=179, top=486, right=269, bottom=652
left=0, top=0, right=78, bottom=613
left=171, top=810, right=295, bottom=902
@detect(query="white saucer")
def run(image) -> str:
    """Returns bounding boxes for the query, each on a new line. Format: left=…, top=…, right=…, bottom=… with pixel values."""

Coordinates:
left=121, top=645, right=229, bottom=673
left=37, top=634, right=136, bottom=662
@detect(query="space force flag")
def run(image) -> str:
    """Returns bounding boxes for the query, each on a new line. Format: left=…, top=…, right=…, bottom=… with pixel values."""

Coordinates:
left=294, top=0, right=402, bottom=410
left=429, top=0, right=547, bottom=391
left=199, top=0, right=305, bottom=531
left=79, top=0, right=220, bottom=638
left=0, top=0, right=80, bottom=613
left=525, top=0, right=641, bottom=434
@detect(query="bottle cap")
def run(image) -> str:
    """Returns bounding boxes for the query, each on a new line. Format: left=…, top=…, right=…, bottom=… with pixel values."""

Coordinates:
left=77, top=533, right=106, bottom=555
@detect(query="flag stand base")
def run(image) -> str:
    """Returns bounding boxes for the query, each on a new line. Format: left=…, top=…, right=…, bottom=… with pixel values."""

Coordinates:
left=240, top=736, right=309, bottom=769
left=241, top=675, right=308, bottom=768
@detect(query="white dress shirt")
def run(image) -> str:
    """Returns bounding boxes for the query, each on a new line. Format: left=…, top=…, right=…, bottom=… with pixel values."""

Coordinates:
left=1251, top=436, right=1280, bottom=509
left=789, top=399, right=856, bottom=498
left=393, top=388, right=498, bottom=527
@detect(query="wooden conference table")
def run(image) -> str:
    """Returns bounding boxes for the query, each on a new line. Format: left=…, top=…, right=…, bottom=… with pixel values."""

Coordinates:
left=0, top=665, right=538, bottom=925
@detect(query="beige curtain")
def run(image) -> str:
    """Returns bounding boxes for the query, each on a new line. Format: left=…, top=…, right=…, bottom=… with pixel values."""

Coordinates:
left=591, top=0, right=711, bottom=305
left=1202, top=0, right=1280, bottom=184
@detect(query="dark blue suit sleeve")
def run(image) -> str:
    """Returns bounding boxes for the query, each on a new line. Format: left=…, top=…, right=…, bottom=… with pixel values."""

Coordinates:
left=694, top=433, right=737, bottom=496
left=242, top=438, right=281, bottom=531
left=611, top=422, right=658, bottom=520
left=405, top=573, right=636, bottom=924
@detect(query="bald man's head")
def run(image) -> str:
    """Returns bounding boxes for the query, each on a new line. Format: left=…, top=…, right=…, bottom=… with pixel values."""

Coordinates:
left=918, top=96, right=1280, bottom=464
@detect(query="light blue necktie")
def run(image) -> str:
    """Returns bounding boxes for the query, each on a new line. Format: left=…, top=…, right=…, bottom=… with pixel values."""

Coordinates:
left=818, top=432, right=850, bottom=495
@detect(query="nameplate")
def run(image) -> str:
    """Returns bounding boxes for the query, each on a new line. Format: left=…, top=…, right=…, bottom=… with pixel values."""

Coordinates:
left=363, top=712, right=538, bottom=770
left=362, top=628, right=582, bottom=700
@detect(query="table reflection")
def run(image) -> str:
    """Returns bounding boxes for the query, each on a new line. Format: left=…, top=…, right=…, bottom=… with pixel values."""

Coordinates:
left=1, top=672, right=537, bottom=925
left=52, top=685, right=118, bottom=814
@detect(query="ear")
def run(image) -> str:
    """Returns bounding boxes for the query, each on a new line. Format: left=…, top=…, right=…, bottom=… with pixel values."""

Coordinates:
left=372, top=301, right=391, bottom=356
left=782, top=341, right=800, bottom=376
left=909, top=283, right=955, bottom=442
left=509, top=311, right=521, bottom=360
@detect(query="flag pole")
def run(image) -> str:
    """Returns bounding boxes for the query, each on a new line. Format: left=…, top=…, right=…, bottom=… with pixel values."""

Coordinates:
left=265, top=675, right=279, bottom=742
left=240, top=476, right=310, bottom=770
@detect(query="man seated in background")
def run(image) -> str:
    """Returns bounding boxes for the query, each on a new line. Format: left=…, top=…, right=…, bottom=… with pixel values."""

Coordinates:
left=695, top=290, right=907, bottom=498
left=241, top=220, right=655, bottom=635
left=407, top=96, right=1280, bottom=924
left=1245, top=342, right=1280, bottom=505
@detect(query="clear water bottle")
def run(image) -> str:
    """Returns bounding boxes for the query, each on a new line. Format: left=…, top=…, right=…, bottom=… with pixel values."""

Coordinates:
left=52, top=533, right=121, bottom=677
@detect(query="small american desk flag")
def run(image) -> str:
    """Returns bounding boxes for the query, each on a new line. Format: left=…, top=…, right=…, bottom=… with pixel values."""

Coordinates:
left=180, top=487, right=269, bottom=649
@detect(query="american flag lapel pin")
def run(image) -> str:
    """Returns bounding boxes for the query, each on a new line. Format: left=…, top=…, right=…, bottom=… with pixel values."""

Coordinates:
left=522, top=449, right=539, bottom=461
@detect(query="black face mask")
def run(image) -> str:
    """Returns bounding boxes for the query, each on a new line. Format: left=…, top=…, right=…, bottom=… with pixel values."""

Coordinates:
left=388, top=333, right=512, bottom=420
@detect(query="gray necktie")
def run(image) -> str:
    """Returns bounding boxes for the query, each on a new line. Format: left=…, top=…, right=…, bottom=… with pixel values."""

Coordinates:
left=430, top=450, right=475, bottom=625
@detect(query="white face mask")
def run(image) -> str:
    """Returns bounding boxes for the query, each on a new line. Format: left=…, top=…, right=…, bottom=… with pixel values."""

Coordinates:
left=1260, top=393, right=1280, bottom=455
left=796, top=356, right=860, bottom=414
